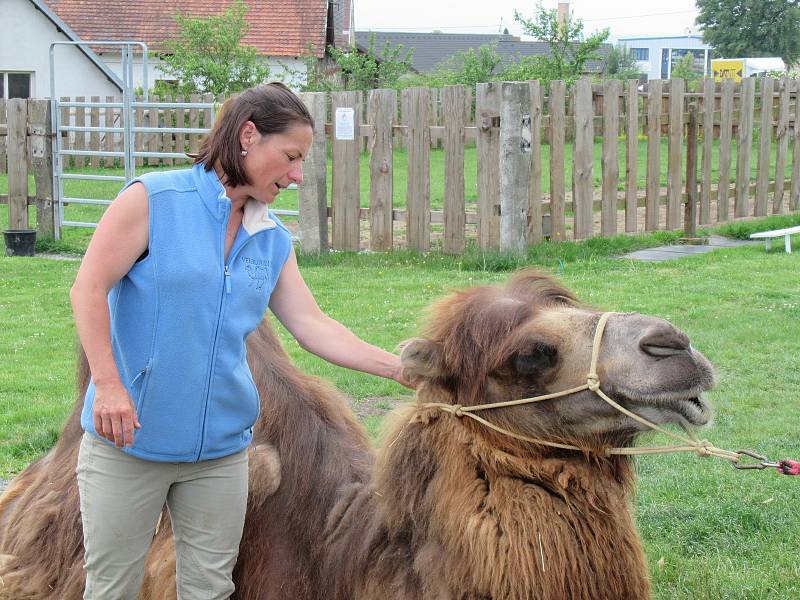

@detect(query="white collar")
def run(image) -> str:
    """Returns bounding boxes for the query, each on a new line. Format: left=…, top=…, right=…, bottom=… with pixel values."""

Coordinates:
left=242, top=199, right=277, bottom=235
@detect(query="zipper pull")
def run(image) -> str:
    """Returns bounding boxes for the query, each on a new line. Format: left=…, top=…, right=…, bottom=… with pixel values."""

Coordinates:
left=225, top=265, right=231, bottom=294
left=131, top=364, right=148, bottom=385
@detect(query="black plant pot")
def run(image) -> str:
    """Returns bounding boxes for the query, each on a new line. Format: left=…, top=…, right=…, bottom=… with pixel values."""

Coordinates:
left=3, top=229, right=37, bottom=257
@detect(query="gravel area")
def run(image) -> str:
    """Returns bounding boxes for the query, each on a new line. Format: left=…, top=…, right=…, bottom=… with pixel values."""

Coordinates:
left=0, top=479, right=8, bottom=495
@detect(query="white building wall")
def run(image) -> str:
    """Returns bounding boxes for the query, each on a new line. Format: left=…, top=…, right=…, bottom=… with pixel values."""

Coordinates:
left=1, top=0, right=120, bottom=98
left=99, top=53, right=309, bottom=93
left=619, top=36, right=712, bottom=81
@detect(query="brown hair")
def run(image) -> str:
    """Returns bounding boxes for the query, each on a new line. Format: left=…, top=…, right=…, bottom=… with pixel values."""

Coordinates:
left=193, top=82, right=314, bottom=187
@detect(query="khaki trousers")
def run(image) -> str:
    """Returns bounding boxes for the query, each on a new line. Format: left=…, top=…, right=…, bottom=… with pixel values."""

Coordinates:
left=76, top=432, right=248, bottom=600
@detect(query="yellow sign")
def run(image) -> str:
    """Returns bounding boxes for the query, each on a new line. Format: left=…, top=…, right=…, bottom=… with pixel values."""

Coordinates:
left=712, top=59, right=744, bottom=82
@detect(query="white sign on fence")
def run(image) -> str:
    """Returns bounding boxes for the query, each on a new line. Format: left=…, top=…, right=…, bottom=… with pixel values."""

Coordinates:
left=334, top=107, right=355, bottom=141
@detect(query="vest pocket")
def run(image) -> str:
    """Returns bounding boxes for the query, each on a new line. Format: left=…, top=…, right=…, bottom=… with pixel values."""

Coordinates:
left=129, top=360, right=152, bottom=416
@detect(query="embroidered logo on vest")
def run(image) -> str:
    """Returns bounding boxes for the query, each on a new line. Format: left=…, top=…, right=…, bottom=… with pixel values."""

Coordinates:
left=241, top=256, right=271, bottom=291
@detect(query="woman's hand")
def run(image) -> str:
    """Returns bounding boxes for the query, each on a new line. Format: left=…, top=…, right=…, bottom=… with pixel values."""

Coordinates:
left=389, top=362, right=416, bottom=390
left=93, top=382, right=141, bottom=448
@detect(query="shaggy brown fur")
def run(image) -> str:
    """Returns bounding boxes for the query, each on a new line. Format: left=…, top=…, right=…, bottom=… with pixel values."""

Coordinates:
left=0, top=324, right=372, bottom=600
left=0, top=269, right=716, bottom=599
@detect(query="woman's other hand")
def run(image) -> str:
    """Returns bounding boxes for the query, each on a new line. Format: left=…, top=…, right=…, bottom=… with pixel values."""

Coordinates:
left=93, top=382, right=141, bottom=448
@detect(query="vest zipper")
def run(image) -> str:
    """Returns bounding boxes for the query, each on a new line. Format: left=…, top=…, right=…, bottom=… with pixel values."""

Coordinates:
left=196, top=214, right=273, bottom=461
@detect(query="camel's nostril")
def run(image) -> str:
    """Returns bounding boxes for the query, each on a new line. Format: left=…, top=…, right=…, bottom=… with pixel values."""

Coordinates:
left=640, top=343, right=691, bottom=358
left=639, top=327, right=690, bottom=357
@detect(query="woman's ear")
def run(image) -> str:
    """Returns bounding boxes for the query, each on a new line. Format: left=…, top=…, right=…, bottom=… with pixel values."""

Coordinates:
left=239, top=121, right=257, bottom=150
left=397, top=338, right=444, bottom=382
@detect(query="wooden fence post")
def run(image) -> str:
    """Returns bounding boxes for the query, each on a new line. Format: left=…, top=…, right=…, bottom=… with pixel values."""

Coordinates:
left=104, top=95, right=116, bottom=165
left=754, top=77, right=775, bottom=217
left=700, top=78, right=715, bottom=225
left=645, top=80, right=662, bottom=230
left=790, top=81, right=800, bottom=211
left=476, top=82, right=501, bottom=249
left=90, top=96, right=100, bottom=168
left=625, top=80, right=639, bottom=233
left=528, top=80, right=544, bottom=244
left=601, top=79, right=621, bottom=236
left=773, top=78, right=791, bottom=213
left=297, top=92, right=329, bottom=253
left=735, top=77, right=756, bottom=218
left=573, top=78, right=594, bottom=240
left=0, top=100, right=6, bottom=174
left=499, top=82, right=531, bottom=255
left=368, top=88, right=395, bottom=252
left=135, top=96, right=144, bottom=167
left=666, top=78, right=684, bottom=230
left=684, top=103, right=698, bottom=238
left=331, top=90, right=361, bottom=251
left=75, top=96, right=86, bottom=168
left=549, top=81, right=567, bottom=241
left=189, top=94, right=201, bottom=156
left=404, top=87, right=430, bottom=252
left=175, top=96, right=186, bottom=164
left=717, top=79, right=735, bottom=221
left=147, top=103, right=159, bottom=166
left=7, top=99, right=29, bottom=230
left=442, top=85, right=466, bottom=254
left=29, top=100, right=55, bottom=239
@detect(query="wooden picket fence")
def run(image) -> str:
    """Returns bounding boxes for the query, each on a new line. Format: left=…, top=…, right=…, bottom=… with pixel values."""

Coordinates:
left=2, top=78, right=800, bottom=253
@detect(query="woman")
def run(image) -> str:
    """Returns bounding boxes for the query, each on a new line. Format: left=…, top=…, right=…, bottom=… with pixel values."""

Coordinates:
left=70, top=82, right=409, bottom=599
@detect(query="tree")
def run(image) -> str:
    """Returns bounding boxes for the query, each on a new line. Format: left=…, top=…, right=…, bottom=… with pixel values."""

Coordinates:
left=696, top=0, right=800, bottom=65
left=326, top=34, right=413, bottom=91
left=603, top=44, right=644, bottom=80
left=408, top=44, right=503, bottom=88
left=159, top=0, right=271, bottom=96
left=513, top=3, right=609, bottom=84
left=670, top=53, right=701, bottom=82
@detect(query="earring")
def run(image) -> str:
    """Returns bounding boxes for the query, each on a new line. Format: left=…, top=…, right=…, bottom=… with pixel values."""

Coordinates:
left=241, top=149, right=248, bottom=156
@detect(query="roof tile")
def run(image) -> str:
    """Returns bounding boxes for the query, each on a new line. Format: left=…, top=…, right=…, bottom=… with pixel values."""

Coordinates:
left=45, top=0, right=328, bottom=57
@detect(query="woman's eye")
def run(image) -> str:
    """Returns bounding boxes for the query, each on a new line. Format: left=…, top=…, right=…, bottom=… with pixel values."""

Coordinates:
left=287, top=154, right=298, bottom=161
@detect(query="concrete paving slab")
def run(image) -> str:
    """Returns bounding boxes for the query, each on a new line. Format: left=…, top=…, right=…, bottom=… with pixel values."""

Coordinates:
left=621, top=235, right=758, bottom=262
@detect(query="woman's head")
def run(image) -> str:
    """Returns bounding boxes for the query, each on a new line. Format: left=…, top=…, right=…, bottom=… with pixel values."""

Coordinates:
left=195, top=82, right=314, bottom=189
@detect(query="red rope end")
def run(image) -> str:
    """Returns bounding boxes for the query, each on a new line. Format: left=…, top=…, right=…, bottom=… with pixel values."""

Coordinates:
left=778, top=459, right=800, bottom=476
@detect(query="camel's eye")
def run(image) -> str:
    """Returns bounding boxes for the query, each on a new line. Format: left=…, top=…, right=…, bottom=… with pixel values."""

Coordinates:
left=513, top=343, right=558, bottom=376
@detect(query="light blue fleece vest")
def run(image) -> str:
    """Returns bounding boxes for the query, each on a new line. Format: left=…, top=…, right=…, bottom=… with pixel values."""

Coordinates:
left=81, top=163, right=293, bottom=462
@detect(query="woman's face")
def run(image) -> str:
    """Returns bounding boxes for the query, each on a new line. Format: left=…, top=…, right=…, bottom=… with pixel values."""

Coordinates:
left=239, top=121, right=313, bottom=204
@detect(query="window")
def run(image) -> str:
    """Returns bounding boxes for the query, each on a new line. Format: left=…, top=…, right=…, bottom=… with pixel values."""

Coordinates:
left=632, top=48, right=649, bottom=61
left=668, top=49, right=707, bottom=78
left=1, top=72, right=33, bottom=99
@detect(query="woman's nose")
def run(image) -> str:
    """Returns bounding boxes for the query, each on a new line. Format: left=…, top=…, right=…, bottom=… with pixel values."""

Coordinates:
left=288, top=164, right=304, bottom=185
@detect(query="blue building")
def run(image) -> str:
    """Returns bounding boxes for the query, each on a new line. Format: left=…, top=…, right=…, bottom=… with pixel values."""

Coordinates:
left=618, top=35, right=712, bottom=80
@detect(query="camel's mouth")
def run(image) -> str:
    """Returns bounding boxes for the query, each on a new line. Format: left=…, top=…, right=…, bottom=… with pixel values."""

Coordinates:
left=621, top=392, right=712, bottom=427
left=661, top=395, right=711, bottom=426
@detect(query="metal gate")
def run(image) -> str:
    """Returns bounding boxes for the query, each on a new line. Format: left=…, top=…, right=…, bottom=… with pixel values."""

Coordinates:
left=49, top=41, right=216, bottom=239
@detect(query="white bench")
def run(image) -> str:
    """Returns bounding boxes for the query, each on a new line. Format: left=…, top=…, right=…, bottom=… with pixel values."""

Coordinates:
left=749, top=225, right=800, bottom=254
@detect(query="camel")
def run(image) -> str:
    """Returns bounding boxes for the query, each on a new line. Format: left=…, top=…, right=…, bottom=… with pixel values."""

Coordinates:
left=0, top=269, right=716, bottom=599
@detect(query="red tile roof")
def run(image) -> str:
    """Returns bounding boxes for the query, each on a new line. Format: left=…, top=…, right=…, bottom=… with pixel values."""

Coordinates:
left=44, top=0, right=329, bottom=57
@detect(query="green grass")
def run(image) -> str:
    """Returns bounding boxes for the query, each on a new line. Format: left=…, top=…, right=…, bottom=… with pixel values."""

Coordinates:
left=2, top=211, right=800, bottom=597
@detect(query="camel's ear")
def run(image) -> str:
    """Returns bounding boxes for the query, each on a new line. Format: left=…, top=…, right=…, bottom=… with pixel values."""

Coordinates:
left=398, top=337, right=444, bottom=381
left=513, top=342, right=558, bottom=376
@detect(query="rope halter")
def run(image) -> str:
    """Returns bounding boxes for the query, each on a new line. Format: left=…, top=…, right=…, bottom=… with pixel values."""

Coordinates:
left=421, top=312, right=746, bottom=465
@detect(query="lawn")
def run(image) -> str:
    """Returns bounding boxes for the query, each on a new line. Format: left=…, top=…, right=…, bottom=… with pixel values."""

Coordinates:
left=1, top=215, right=799, bottom=598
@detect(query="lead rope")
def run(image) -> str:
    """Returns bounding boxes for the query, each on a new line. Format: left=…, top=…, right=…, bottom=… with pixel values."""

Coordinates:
left=421, top=312, right=796, bottom=473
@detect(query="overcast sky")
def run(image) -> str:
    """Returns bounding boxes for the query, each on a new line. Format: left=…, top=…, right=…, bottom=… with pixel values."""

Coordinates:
left=355, top=0, right=702, bottom=42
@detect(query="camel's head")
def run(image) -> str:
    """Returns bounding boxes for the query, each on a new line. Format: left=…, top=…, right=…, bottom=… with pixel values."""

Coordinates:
left=400, top=270, right=716, bottom=450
